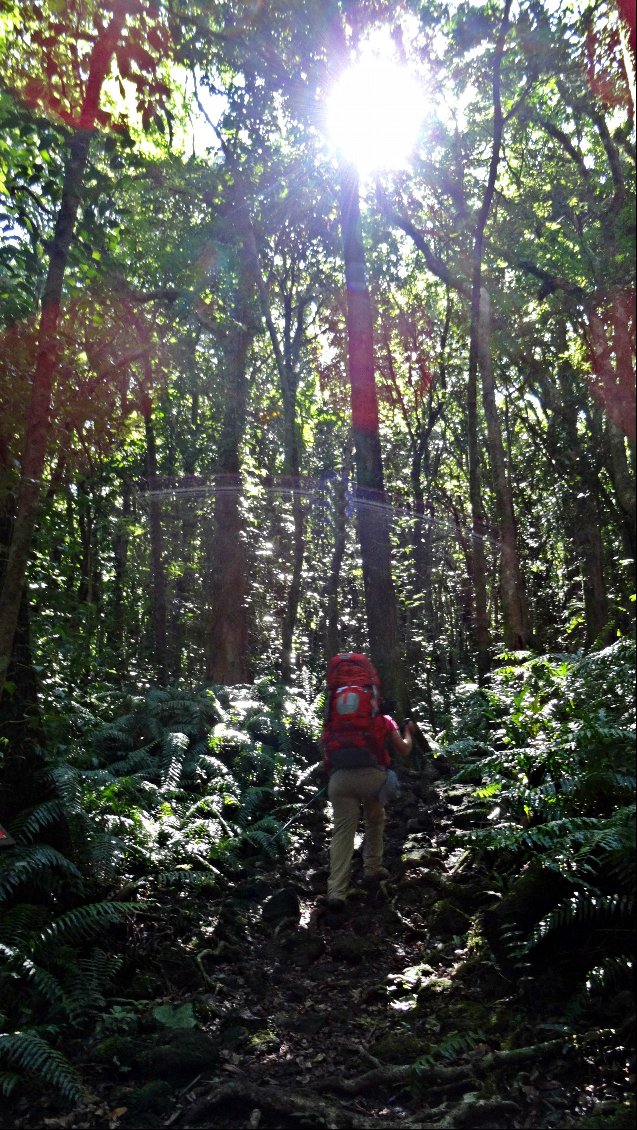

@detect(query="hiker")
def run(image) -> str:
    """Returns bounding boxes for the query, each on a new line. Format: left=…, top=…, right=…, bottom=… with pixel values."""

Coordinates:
left=320, top=653, right=415, bottom=911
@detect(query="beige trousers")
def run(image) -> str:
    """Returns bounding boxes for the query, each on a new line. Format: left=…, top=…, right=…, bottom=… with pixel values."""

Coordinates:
left=327, top=766, right=387, bottom=901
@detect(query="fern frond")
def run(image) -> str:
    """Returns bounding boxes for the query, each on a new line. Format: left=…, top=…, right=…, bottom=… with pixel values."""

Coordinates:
left=0, top=846, right=84, bottom=902
left=46, top=763, right=83, bottom=810
left=84, top=831, right=127, bottom=878
left=195, top=754, right=232, bottom=780
left=182, top=795, right=223, bottom=820
left=239, top=786, right=275, bottom=820
left=184, top=739, right=211, bottom=762
left=524, top=891, right=635, bottom=953
left=92, top=722, right=139, bottom=752
left=0, top=1071, right=23, bottom=1097
left=103, top=746, right=157, bottom=777
left=0, top=904, right=50, bottom=946
left=63, top=949, right=124, bottom=1024
left=22, top=963, right=69, bottom=1013
left=37, top=901, right=134, bottom=946
left=414, top=1028, right=487, bottom=1072
left=242, top=828, right=277, bottom=855
left=0, top=1031, right=82, bottom=1101
left=160, top=732, right=189, bottom=791
left=9, top=801, right=68, bottom=844
left=241, top=815, right=285, bottom=858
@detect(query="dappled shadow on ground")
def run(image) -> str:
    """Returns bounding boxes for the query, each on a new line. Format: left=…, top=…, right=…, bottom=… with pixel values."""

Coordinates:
left=7, top=765, right=635, bottom=1130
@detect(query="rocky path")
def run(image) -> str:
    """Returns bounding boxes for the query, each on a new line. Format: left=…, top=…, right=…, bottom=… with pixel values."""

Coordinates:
left=10, top=765, right=632, bottom=1130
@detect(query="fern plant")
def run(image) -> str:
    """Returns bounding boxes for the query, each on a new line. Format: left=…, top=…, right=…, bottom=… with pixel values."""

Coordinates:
left=0, top=839, right=134, bottom=1102
left=0, top=1032, right=82, bottom=1101
left=451, top=641, right=635, bottom=824
left=1, top=675, right=322, bottom=1106
left=446, top=640, right=636, bottom=1003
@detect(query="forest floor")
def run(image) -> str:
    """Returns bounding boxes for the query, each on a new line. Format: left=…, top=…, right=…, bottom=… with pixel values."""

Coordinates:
left=6, top=766, right=635, bottom=1130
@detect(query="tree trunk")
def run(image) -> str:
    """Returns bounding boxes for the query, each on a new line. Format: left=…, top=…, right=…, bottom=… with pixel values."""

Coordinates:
left=477, top=290, right=530, bottom=649
left=143, top=407, right=168, bottom=686
left=0, top=480, right=70, bottom=851
left=465, top=0, right=514, bottom=676
left=606, top=419, right=636, bottom=570
left=545, top=358, right=612, bottom=647
left=112, top=482, right=131, bottom=680
left=205, top=207, right=257, bottom=684
left=570, top=489, right=610, bottom=645
left=0, top=4, right=129, bottom=696
left=281, top=489, right=305, bottom=682
left=206, top=471, right=250, bottom=685
left=245, top=213, right=311, bottom=683
left=72, top=481, right=102, bottom=684
left=585, top=290, right=636, bottom=444
left=278, top=336, right=305, bottom=684
left=466, top=325, right=492, bottom=680
left=338, top=163, right=405, bottom=712
left=323, top=474, right=348, bottom=660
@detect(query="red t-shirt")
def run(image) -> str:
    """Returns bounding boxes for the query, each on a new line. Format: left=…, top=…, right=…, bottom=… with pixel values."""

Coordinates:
left=371, top=714, right=399, bottom=767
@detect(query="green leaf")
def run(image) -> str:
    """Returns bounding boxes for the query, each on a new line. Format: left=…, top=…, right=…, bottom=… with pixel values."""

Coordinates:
left=152, top=1002, right=196, bottom=1029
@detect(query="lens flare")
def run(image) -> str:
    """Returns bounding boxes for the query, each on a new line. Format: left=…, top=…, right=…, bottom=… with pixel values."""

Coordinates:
left=326, top=38, right=425, bottom=175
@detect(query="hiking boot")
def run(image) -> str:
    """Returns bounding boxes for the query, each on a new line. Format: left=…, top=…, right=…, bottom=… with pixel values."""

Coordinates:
left=327, top=898, right=346, bottom=913
left=363, top=867, right=390, bottom=884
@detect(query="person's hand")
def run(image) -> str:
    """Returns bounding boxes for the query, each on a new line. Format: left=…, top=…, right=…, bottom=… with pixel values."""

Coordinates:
left=403, top=720, right=416, bottom=738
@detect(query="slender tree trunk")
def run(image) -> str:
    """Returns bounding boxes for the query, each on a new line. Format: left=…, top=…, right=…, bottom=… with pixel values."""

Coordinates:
left=171, top=478, right=198, bottom=679
left=281, top=488, right=305, bottom=682
left=206, top=470, right=250, bottom=685
left=466, top=328, right=492, bottom=680
left=72, top=481, right=101, bottom=683
left=466, top=0, right=522, bottom=675
left=143, top=407, right=168, bottom=685
left=606, top=419, right=636, bottom=564
left=279, top=362, right=304, bottom=683
left=77, top=484, right=93, bottom=606
left=323, top=474, right=348, bottom=659
left=0, top=3, right=130, bottom=695
left=551, top=361, right=611, bottom=645
left=410, top=445, right=426, bottom=624
left=338, top=163, right=405, bottom=712
left=245, top=214, right=310, bottom=682
left=112, top=483, right=131, bottom=680
left=477, top=290, right=530, bottom=648
left=570, top=488, right=610, bottom=645
left=0, top=472, right=71, bottom=851
left=205, top=206, right=257, bottom=684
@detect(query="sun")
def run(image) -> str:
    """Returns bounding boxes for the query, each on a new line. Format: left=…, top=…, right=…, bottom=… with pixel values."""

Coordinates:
left=326, top=29, right=425, bottom=176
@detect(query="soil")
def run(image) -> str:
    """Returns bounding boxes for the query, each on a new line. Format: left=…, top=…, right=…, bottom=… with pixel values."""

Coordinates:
left=4, top=767, right=635, bottom=1130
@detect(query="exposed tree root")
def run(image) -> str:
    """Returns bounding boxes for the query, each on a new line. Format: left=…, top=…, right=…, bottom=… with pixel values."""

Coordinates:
left=315, top=1036, right=571, bottom=1096
left=169, top=1080, right=526, bottom=1130
left=168, top=1079, right=370, bottom=1128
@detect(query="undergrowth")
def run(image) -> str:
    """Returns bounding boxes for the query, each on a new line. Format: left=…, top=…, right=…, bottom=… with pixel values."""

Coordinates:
left=446, top=638, right=636, bottom=1010
left=0, top=677, right=321, bottom=1103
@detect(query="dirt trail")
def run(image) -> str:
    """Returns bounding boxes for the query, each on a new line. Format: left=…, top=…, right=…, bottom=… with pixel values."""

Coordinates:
left=11, top=765, right=630, bottom=1130
left=130, top=768, right=589, bottom=1128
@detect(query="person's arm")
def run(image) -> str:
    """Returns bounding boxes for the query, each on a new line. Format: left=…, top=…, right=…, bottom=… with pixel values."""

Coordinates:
left=389, top=719, right=415, bottom=758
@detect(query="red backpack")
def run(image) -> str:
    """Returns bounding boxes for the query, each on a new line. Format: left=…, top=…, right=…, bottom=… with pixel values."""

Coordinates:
left=322, top=653, right=382, bottom=771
